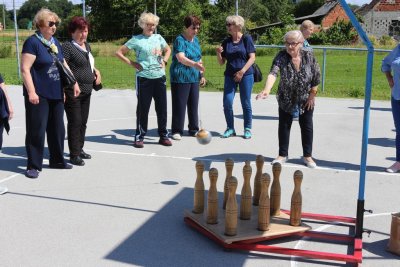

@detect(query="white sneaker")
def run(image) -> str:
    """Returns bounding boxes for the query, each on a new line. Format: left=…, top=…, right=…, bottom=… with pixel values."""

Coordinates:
left=303, top=157, right=317, bottom=168
left=271, top=156, right=288, bottom=165
left=171, top=133, right=182, bottom=140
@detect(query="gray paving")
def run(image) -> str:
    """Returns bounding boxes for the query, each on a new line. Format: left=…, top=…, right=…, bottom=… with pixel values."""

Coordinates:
left=0, top=86, right=398, bottom=266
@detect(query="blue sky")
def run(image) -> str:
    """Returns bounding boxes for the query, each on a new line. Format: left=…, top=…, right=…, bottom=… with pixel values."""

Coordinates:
left=5, top=0, right=372, bottom=11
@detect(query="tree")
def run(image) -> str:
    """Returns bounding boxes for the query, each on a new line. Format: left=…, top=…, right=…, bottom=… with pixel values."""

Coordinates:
left=17, top=0, right=47, bottom=22
left=294, top=0, right=324, bottom=18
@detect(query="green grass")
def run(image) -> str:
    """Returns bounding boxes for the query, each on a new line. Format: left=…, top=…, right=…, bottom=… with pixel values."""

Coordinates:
left=0, top=47, right=392, bottom=100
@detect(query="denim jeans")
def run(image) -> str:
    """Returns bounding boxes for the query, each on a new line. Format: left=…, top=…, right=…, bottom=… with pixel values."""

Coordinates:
left=223, top=74, right=254, bottom=130
left=391, top=97, right=400, bottom=161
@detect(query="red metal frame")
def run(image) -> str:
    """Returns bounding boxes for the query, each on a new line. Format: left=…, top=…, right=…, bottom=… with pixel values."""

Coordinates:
left=184, top=210, right=363, bottom=265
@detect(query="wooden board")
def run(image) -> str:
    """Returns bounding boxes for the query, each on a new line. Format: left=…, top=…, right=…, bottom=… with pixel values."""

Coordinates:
left=184, top=206, right=311, bottom=244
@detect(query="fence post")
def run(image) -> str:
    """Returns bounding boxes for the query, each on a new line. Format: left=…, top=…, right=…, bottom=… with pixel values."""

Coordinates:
left=322, top=48, right=326, bottom=93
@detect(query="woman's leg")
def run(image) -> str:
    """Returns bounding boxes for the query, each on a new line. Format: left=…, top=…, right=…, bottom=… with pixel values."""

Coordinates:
left=187, top=82, right=199, bottom=135
left=278, top=107, right=293, bottom=157
left=223, top=76, right=237, bottom=130
left=153, top=76, right=169, bottom=139
left=239, top=74, right=254, bottom=130
left=299, top=107, right=314, bottom=157
left=171, top=83, right=190, bottom=135
left=391, top=97, right=400, bottom=161
left=46, top=99, right=66, bottom=166
left=24, top=95, right=49, bottom=171
left=136, top=77, right=154, bottom=141
left=79, top=93, right=91, bottom=151
left=64, top=90, right=82, bottom=157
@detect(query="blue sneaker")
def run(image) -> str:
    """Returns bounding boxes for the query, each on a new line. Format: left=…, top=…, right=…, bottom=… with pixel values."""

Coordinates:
left=244, top=128, right=252, bottom=139
left=221, top=128, right=236, bottom=138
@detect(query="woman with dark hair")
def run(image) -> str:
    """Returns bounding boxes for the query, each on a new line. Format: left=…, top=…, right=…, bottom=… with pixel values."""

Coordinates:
left=21, top=8, right=79, bottom=178
left=169, top=15, right=206, bottom=140
left=62, top=16, right=102, bottom=166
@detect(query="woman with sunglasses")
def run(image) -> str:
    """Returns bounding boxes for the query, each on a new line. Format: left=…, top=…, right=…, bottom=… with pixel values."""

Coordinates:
left=169, top=15, right=206, bottom=141
left=21, top=8, right=79, bottom=178
left=216, top=15, right=256, bottom=139
left=256, top=30, right=320, bottom=168
left=62, top=16, right=102, bottom=166
left=116, top=12, right=172, bottom=148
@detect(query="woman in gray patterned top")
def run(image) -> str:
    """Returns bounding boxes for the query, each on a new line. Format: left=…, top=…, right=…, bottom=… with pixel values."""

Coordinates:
left=256, top=30, right=320, bottom=168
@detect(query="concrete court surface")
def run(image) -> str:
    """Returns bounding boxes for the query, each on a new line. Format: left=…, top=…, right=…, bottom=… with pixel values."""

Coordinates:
left=0, top=85, right=399, bottom=267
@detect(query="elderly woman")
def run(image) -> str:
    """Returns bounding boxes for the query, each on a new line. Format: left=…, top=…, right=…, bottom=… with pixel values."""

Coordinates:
left=116, top=12, right=172, bottom=148
left=21, top=8, right=79, bottom=178
left=170, top=15, right=206, bottom=140
left=216, top=15, right=256, bottom=139
left=300, top=20, right=315, bottom=51
left=62, top=16, right=101, bottom=166
left=382, top=44, right=400, bottom=173
left=256, top=30, right=320, bottom=168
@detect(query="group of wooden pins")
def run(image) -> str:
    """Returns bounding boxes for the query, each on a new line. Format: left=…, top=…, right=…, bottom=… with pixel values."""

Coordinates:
left=193, top=155, right=303, bottom=236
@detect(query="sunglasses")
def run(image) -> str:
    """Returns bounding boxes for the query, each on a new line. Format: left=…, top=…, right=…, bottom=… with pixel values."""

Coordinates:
left=191, top=26, right=200, bottom=30
left=48, top=21, right=59, bottom=27
left=226, top=23, right=234, bottom=27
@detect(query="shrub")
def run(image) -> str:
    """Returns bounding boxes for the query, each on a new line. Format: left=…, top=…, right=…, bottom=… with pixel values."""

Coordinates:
left=0, top=44, right=12, bottom=58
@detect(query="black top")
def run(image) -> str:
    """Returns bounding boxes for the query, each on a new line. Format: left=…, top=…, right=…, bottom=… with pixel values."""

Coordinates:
left=62, top=41, right=94, bottom=94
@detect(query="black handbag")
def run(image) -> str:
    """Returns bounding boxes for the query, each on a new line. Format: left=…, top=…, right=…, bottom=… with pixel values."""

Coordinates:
left=253, top=63, right=263, bottom=83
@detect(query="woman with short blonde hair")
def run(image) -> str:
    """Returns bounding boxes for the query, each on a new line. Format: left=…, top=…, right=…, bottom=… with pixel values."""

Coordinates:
left=116, top=12, right=172, bottom=148
left=138, top=12, right=159, bottom=29
left=216, top=15, right=256, bottom=139
left=21, top=8, right=79, bottom=178
left=33, top=8, right=60, bottom=29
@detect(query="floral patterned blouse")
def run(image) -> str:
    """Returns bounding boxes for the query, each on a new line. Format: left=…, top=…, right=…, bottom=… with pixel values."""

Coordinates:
left=269, top=49, right=320, bottom=114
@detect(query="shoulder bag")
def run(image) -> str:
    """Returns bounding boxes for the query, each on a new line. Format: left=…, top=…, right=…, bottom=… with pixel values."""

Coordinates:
left=243, top=34, right=263, bottom=83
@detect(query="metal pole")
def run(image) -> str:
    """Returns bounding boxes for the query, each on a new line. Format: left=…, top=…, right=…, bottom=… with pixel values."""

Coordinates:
left=322, top=48, right=326, bottom=92
left=235, top=0, right=238, bottom=16
left=2, top=0, right=5, bottom=30
left=338, top=0, right=374, bottom=239
left=82, top=0, right=86, bottom=18
left=154, top=0, right=157, bottom=34
left=13, top=0, right=20, bottom=79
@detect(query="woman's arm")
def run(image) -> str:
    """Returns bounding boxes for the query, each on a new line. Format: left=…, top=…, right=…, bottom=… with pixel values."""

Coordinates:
left=175, top=52, right=205, bottom=72
left=215, top=46, right=225, bottom=65
left=0, top=82, right=13, bottom=119
left=115, top=45, right=142, bottom=71
left=256, top=74, right=276, bottom=100
left=21, top=53, right=39, bottom=104
left=384, top=71, right=394, bottom=88
left=162, top=44, right=171, bottom=66
left=63, top=60, right=80, bottom=97
left=94, top=67, right=102, bottom=85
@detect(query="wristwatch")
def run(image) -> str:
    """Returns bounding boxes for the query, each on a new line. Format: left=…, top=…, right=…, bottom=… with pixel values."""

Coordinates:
left=163, top=60, right=168, bottom=66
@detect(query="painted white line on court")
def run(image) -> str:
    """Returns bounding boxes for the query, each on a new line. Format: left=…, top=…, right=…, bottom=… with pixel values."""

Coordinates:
left=0, top=172, right=25, bottom=183
left=290, top=212, right=392, bottom=267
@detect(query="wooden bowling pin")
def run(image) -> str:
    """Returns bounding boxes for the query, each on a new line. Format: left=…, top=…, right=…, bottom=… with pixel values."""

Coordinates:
left=290, top=170, right=303, bottom=226
left=240, top=161, right=252, bottom=220
left=225, top=176, right=238, bottom=236
left=193, top=161, right=205, bottom=214
left=253, top=155, right=264, bottom=206
left=223, top=158, right=234, bottom=209
left=270, top=162, right=282, bottom=216
left=207, top=168, right=219, bottom=224
left=258, top=173, right=271, bottom=231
